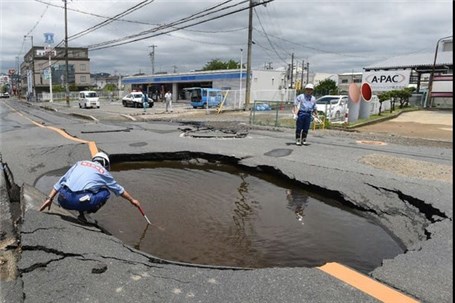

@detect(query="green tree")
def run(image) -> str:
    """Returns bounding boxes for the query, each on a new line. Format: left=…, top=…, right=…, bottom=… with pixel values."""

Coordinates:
left=104, top=83, right=118, bottom=91
left=313, top=79, right=338, bottom=97
left=396, top=87, right=414, bottom=108
left=202, top=59, right=240, bottom=71
left=69, top=83, right=78, bottom=91
left=378, top=91, right=391, bottom=115
left=52, top=85, right=65, bottom=93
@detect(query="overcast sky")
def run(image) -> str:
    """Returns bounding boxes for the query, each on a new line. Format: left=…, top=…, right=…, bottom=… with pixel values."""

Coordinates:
left=0, top=0, right=452, bottom=76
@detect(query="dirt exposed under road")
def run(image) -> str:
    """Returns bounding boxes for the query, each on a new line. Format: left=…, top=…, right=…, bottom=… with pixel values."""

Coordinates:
left=353, top=110, right=453, bottom=142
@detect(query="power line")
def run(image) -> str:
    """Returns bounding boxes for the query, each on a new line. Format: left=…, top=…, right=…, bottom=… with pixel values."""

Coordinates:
left=17, top=5, right=49, bottom=58
left=253, top=8, right=287, bottom=64
left=45, top=0, right=242, bottom=50
left=88, top=0, right=274, bottom=51
left=34, top=0, right=158, bottom=26
left=24, top=4, right=49, bottom=37
left=87, top=0, right=247, bottom=50
left=69, top=0, right=156, bottom=41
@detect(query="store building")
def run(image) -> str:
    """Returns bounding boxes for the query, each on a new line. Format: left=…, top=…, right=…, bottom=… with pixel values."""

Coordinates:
left=121, top=69, right=287, bottom=108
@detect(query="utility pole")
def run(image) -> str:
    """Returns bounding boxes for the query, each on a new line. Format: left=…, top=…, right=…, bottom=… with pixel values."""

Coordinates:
left=290, top=53, right=294, bottom=88
left=306, top=62, right=310, bottom=84
left=25, top=35, right=35, bottom=101
left=239, top=48, right=243, bottom=105
left=300, top=60, right=304, bottom=89
left=244, top=0, right=254, bottom=109
left=149, top=44, right=157, bottom=74
left=64, top=0, right=70, bottom=107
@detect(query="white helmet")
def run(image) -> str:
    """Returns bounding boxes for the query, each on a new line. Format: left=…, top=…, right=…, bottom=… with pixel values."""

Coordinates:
left=92, top=151, right=110, bottom=170
left=305, top=83, right=314, bottom=90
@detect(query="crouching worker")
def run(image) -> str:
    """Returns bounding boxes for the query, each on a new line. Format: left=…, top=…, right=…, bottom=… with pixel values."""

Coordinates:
left=39, top=151, right=143, bottom=222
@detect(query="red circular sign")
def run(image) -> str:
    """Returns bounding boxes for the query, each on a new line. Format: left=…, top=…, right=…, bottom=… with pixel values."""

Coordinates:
left=361, top=83, right=372, bottom=102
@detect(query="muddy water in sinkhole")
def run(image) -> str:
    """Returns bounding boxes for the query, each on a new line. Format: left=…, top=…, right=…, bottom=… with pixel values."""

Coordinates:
left=34, top=160, right=405, bottom=273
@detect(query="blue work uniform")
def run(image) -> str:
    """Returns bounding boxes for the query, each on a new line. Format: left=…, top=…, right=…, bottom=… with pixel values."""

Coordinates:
left=294, top=93, right=316, bottom=140
left=53, top=160, right=124, bottom=213
left=142, top=93, right=148, bottom=112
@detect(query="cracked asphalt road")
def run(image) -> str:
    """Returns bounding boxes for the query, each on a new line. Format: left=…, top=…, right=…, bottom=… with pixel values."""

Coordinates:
left=0, top=99, right=452, bottom=303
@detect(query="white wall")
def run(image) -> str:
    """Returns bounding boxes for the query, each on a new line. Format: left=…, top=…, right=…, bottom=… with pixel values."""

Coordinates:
left=251, top=70, right=284, bottom=91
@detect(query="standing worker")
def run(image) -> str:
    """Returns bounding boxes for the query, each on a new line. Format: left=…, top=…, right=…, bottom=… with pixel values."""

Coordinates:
left=39, top=152, right=144, bottom=223
left=164, top=90, right=173, bottom=113
left=142, top=90, right=149, bottom=113
left=292, top=83, right=317, bottom=145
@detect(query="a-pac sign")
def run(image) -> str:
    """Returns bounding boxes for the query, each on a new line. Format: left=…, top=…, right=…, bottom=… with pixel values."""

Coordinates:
left=362, top=70, right=410, bottom=92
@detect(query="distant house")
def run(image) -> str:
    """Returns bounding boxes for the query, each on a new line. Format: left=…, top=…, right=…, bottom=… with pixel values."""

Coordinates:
left=91, top=73, right=121, bottom=89
left=20, top=46, right=92, bottom=97
left=337, top=72, right=363, bottom=94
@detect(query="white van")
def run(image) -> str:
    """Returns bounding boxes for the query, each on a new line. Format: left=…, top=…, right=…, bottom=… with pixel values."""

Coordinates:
left=78, top=91, right=100, bottom=108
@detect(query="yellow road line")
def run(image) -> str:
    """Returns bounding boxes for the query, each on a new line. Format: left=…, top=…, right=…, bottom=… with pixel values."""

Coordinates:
left=30, top=121, right=99, bottom=156
left=5, top=102, right=98, bottom=157
left=319, top=263, right=420, bottom=303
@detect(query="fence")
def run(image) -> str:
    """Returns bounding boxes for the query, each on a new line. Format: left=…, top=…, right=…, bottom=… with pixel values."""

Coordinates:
left=210, top=89, right=297, bottom=112
left=33, top=89, right=299, bottom=108
left=249, top=100, right=327, bottom=130
left=34, top=90, right=124, bottom=102
left=249, top=100, right=294, bottom=128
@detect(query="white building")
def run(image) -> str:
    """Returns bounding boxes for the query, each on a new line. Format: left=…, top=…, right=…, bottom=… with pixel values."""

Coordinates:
left=122, top=69, right=289, bottom=108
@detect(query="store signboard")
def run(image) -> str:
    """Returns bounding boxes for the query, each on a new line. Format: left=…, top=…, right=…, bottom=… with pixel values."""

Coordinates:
left=362, top=70, right=411, bottom=92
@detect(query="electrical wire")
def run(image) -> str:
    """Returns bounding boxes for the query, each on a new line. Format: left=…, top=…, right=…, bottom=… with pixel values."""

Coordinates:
left=87, top=0, right=250, bottom=50
left=69, top=0, right=156, bottom=41
left=17, top=4, right=49, bottom=58
left=253, top=8, right=288, bottom=64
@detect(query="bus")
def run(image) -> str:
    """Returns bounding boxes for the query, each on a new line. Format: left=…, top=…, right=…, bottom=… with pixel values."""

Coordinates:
left=187, top=87, right=223, bottom=109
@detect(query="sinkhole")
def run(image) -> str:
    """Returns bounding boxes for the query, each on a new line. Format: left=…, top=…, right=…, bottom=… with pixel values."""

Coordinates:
left=35, top=159, right=405, bottom=273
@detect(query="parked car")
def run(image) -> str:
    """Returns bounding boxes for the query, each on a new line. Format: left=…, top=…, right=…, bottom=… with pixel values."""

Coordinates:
left=315, top=95, right=348, bottom=120
left=78, top=91, right=100, bottom=108
left=122, top=92, right=154, bottom=108
left=0, top=92, right=10, bottom=98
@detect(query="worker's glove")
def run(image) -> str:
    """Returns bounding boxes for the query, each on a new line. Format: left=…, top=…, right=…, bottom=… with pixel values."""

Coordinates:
left=293, top=114, right=298, bottom=120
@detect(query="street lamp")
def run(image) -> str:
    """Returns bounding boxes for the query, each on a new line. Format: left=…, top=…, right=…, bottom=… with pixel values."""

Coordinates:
left=427, top=35, right=452, bottom=108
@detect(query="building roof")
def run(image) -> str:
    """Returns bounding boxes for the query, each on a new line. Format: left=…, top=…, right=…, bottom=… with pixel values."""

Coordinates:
left=364, top=51, right=453, bottom=71
left=122, top=69, right=246, bottom=85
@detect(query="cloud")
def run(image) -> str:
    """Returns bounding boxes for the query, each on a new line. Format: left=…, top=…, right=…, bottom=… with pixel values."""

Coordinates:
left=0, top=0, right=452, bottom=75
